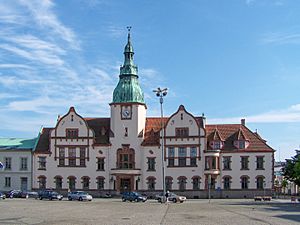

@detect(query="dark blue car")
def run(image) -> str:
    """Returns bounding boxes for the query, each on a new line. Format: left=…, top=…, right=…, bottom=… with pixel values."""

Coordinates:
left=121, top=192, right=147, bottom=202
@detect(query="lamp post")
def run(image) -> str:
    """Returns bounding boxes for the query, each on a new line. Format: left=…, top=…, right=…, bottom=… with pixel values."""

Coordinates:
left=153, top=87, right=168, bottom=203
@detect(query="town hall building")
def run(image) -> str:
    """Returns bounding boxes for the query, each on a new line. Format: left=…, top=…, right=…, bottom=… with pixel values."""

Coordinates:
left=32, top=31, right=274, bottom=198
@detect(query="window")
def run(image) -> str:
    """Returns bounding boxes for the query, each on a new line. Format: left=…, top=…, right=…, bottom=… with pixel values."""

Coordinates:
left=165, top=177, right=173, bottom=191
left=256, top=156, right=264, bottom=170
left=223, top=176, right=231, bottom=190
left=20, top=157, right=28, bottom=170
left=68, top=176, right=76, bottom=190
left=117, top=148, right=135, bottom=169
left=223, top=156, right=231, bottom=170
left=192, top=177, right=201, bottom=190
left=5, top=177, right=11, bottom=187
left=66, top=129, right=78, bottom=138
left=4, top=157, right=11, bottom=170
left=178, top=147, right=186, bottom=166
left=212, top=141, right=221, bottom=150
left=38, top=157, right=46, bottom=170
left=97, top=177, right=105, bottom=190
left=241, top=156, right=249, bottom=170
left=59, top=148, right=65, bottom=166
left=147, top=177, right=156, bottom=190
left=147, top=158, right=156, bottom=171
left=205, top=156, right=217, bottom=170
left=68, top=148, right=76, bottom=166
left=178, top=177, right=187, bottom=191
left=236, top=140, right=246, bottom=149
left=80, top=148, right=85, bottom=166
left=241, top=176, right=249, bottom=189
left=190, top=147, right=197, bottom=166
left=97, top=158, right=105, bottom=171
left=256, top=177, right=264, bottom=189
left=82, top=177, right=90, bottom=190
left=55, top=176, right=62, bottom=189
left=176, top=128, right=189, bottom=137
left=38, top=176, right=46, bottom=189
left=168, top=147, right=175, bottom=167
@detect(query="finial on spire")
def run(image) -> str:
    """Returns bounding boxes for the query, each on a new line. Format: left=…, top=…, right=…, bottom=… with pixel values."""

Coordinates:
left=127, top=26, right=132, bottom=32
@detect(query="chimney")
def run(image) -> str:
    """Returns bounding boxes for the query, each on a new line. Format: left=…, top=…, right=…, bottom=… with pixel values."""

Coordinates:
left=241, top=119, right=245, bottom=126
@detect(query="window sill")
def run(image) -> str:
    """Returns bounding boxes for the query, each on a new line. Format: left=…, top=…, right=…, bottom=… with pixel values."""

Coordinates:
left=96, top=169, right=105, bottom=171
left=240, top=168, right=249, bottom=170
left=57, top=165, right=86, bottom=168
left=147, top=169, right=156, bottom=172
left=256, top=168, right=265, bottom=170
left=223, top=168, right=232, bottom=171
left=168, top=165, right=198, bottom=168
left=38, top=168, right=46, bottom=171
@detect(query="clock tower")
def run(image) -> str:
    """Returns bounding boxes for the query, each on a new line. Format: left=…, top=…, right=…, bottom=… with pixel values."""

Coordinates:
left=110, top=27, right=146, bottom=144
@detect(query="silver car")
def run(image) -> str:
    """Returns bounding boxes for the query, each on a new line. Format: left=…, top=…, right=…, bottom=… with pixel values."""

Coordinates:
left=67, top=191, right=93, bottom=201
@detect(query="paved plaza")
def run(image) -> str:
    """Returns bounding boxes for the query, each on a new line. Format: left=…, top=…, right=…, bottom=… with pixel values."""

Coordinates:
left=0, top=198, right=299, bottom=225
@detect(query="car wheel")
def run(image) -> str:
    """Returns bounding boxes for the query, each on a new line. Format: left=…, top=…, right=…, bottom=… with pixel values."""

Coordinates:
left=122, top=198, right=126, bottom=202
left=59, top=198, right=62, bottom=201
left=173, top=198, right=177, bottom=203
left=180, top=201, right=183, bottom=203
left=49, top=197, right=53, bottom=200
left=79, top=197, right=83, bottom=201
left=40, top=197, right=43, bottom=200
left=134, top=198, right=138, bottom=202
left=68, top=197, right=72, bottom=201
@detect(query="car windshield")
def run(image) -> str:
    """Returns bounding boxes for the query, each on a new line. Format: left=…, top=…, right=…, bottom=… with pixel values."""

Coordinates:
left=51, top=192, right=59, bottom=195
left=78, top=192, right=88, bottom=195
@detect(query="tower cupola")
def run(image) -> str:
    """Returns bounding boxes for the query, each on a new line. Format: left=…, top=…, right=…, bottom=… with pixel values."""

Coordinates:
left=112, top=27, right=145, bottom=104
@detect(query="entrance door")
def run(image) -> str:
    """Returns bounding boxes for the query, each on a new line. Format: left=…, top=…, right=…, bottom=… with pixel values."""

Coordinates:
left=20, top=177, right=28, bottom=191
left=120, top=178, right=131, bottom=192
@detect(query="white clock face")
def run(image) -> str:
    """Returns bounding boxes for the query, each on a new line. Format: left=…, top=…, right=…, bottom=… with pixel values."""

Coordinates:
left=122, top=107, right=131, bottom=119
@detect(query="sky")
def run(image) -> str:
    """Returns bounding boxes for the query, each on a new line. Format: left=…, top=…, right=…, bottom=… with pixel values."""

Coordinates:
left=0, top=0, right=300, bottom=161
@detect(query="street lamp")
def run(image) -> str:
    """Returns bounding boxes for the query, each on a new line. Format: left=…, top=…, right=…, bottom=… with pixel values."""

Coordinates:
left=153, top=87, right=168, bottom=203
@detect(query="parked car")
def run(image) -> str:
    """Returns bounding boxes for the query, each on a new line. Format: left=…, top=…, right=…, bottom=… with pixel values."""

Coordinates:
left=122, top=192, right=147, bottom=202
left=39, top=190, right=63, bottom=200
left=0, top=192, right=6, bottom=199
left=155, top=192, right=186, bottom=203
left=67, top=191, right=93, bottom=201
left=24, top=191, right=39, bottom=199
left=5, top=190, right=28, bottom=198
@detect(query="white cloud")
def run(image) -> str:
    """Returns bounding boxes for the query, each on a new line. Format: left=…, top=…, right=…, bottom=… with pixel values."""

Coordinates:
left=261, top=32, right=300, bottom=45
left=208, top=103, right=300, bottom=124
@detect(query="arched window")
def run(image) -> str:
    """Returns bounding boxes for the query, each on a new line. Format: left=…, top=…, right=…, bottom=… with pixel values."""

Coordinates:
left=192, top=176, right=201, bottom=190
left=147, top=176, right=156, bottom=190
left=82, top=176, right=90, bottom=190
left=241, top=176, right=249, bottom=189
left=165, top=176, right=173, bottom=191
left=256, top=176, right=265, bottom=189
left=223, top=176, right=232, bottom=190
left=96, top=176, right=105, bottom=190
left=117, top=147, right=135, bottom=169
left=54, top=176, right=63, bottom=189
left=38, top=175, right=46, bottom=189
left=178, top=176, right=187, bottom=191
left=68, top=176, right=76, bottom=191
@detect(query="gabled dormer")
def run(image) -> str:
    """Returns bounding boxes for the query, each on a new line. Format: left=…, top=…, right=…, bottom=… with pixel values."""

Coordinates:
left=208, top=127, right=224, bottom=150
left=233, top=127, right=249, bottom=149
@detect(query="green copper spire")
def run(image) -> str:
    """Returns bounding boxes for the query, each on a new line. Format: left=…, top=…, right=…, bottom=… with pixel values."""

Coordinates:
left=112, top=27, right=145, bottom=104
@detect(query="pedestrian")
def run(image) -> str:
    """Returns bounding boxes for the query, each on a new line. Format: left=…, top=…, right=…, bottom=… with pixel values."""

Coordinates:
left=165, top=190, right=170, bottom=203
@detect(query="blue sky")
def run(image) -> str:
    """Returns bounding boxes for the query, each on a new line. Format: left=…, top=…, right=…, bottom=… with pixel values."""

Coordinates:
left=0, top=0, right=300, bottom=160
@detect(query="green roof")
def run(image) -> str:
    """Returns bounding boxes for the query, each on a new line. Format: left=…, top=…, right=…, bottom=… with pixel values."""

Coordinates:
left=0, top=138, right=37, bottom=150
left=112, top=30, right=145, bottom=104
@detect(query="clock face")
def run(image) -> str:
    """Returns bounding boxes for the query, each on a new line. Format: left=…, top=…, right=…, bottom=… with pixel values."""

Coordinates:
left=121, top=106, right=131, bottom=119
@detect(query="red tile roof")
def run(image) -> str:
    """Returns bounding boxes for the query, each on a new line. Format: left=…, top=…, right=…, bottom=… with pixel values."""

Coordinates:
left=34, top=128, right=52, bottom=153
left=142, top=117, right=168, bottom=146
left=85, top=118, right=110, bottom=145
left=205, top=124, right=274, bottom=152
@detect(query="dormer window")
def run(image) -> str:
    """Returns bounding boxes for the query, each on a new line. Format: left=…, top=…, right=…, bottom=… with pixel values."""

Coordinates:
left=234, top=140, right=248, bottom=149
left=66, top=129, right=78, bottom=138
left=176, top=127, right=189, bottom=137
left=210, top=141, right=223, bottom=150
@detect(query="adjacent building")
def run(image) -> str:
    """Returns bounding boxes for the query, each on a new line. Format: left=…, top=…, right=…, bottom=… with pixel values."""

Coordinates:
left=31, top=31, right=275, bottom=198
left=0, top=138, right=37, bottom=191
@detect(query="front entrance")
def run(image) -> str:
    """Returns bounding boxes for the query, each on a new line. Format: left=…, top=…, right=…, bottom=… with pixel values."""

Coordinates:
left=120, top=178, right=131, bottom=192
left=20, top=177, right=28, bottom=191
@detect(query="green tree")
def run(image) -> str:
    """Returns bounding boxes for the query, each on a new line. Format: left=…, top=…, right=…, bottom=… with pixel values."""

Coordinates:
left=281, top=179, right=288, bottom=194
left=282, top=150, right=300, bottom=186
